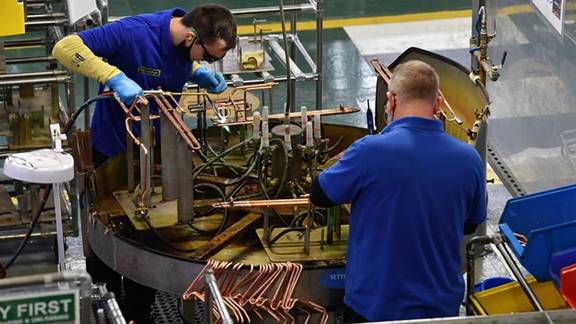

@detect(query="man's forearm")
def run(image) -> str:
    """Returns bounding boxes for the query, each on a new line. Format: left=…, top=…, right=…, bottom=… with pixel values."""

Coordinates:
left=310, top=177, right=337, bottom=208
left=52, top=35, right=120, bottom=84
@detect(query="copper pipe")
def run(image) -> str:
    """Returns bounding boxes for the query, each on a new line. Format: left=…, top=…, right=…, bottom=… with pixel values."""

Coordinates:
left=165, top=93, right=186, bottom=113
left=213, top=198, right=310, bottom=209
left=152, top=95, right=201, bottom=151
left=183, top=261, right=328, bottom=323
left=215, top=107, right=360, bottom=126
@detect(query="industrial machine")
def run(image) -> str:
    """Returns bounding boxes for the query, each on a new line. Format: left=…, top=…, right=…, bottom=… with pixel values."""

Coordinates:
left=8, top=0, right=576, bottom=322
left=0, top=0, right=493, bottom=322
left=76, top=6, right=490, bottom=318
left=0, top=0, right=107, bottom=278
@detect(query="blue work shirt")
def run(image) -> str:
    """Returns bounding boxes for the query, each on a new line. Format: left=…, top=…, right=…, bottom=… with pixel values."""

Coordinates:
left=79, top=8, right=192, bottom=158
left=319, top=117, right=486, bottom=321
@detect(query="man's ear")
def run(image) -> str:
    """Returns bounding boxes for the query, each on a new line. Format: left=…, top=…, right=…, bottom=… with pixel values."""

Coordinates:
left=386, top=91, right=394, bottom=112
left=184, top=30, right=195, bottom=43
left=433, top=95, right=443, bottom=114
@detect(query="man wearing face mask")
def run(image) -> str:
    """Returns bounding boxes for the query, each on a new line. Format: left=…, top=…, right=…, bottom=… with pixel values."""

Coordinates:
left=52, top=5, right=236, bottom=323
left=310, top=61, right=487, bottom=322
left=53, top=4, right=236, bottom=166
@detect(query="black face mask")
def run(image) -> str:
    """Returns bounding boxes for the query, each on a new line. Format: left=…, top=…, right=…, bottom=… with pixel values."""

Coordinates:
left=176, top=38, right=195, bottom=61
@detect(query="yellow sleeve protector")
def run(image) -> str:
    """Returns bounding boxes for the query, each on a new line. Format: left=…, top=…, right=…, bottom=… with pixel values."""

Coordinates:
left=52, top=35, right=120, bottom=84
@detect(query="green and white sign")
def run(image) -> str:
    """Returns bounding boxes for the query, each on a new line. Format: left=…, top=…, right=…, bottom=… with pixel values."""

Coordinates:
left=0, top=290, right=79, bottom=324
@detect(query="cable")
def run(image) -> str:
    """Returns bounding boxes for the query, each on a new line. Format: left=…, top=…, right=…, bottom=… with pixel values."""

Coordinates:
left=141, top=214, right=196, bottom=253
left=267, top=227, right=305, bottom=245
left=3, top=185, right=51, bottom=270
left=191, top=138, right=255, bottom=184
left=2, top=94, right=112, bottom=271
left=142, top=183, right=228, bottom=251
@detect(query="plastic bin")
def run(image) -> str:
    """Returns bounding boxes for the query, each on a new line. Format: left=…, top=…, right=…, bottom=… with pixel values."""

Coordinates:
left=561, top=264, right=576, bottom=308
left=550, top=247, right=576, bottom=286
left=474, top=277, right=514, bottom=292
left=471, top=276, right=567, bottom=315
left=499, top=183, right=576, bottom=281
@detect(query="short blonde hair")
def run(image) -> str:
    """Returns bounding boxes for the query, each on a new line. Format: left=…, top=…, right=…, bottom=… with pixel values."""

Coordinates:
left=389, top=60, right=439, bottom=104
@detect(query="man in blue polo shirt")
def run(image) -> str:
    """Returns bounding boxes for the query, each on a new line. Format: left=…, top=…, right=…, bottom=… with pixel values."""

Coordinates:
left=52, top=5, right=236, bottom=323
left=310, top=61, right=487, bottom=322
left=53, top=4, right=236, bottom=165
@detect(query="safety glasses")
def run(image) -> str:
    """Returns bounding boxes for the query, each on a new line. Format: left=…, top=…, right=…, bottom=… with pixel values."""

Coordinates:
left=192, top=27, right=224, bottom=63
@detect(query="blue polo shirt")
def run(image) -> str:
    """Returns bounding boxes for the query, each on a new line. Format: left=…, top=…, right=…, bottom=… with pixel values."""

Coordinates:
left=79, top=8, right=192, bottom=157
left=319, top=117, right=486, bottom=321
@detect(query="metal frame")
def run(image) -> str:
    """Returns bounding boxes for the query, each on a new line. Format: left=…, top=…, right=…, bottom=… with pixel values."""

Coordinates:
left=0, top=0, right=105, bottom=245
left=145, top=0, right=325, bottom=111
left=86, top=212, right=342, bottom=307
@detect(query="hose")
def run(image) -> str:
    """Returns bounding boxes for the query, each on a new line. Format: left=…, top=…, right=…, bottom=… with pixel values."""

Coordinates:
left=191, top=138, right=255, bottom=184
left=2, top=94, right=112, bottom=270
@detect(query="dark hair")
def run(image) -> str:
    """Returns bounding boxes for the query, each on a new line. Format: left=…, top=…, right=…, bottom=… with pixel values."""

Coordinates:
left=181, top=4, right=237, bottom=50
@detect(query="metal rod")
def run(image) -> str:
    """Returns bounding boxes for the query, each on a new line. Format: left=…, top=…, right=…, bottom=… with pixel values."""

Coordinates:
left=67, top=76, right=76, bottom=116
left=232, top=4, right=315, bottom=17
left=334, top=205, right=341, bottom=240
left=0, top=230, right=60, bottom=241
left=0, top=76, right=69, bottom=86
left=279, top=0, right=292, bottom=119
left=25, top=4, right=47, bottom=11
left=327, top=207, right=335, bottom=244
left=184, top=74, right=317, bottom=92
left=289, top=0, right=298, bottom=110
left=0, top=271, right=91, bottom=289
left=84, top=76, right=90, bottom=129
left=213, top=198, right=309, bottom=209
left=27, top=13, right=66, bottom=20
left=53, top=183, right=66, bottom=271
left=108, top=4, right=314, bottom=22
left=495, top=242, right=552, bottom=322
left=5, top=56, right=57, bottom=64
left=293, top=35, right=317, bottom=72
left=26, top=0, right=50, bottom=5
left=0, top=70, right=68, bottom=80
left=215, top=106, right=359, bottom=126
left=25, top=19, right=69, bottom=27
left=316, top=0, right=324, bottom=110
left=127, top=131, right=135, bottom=193
left=204, top=268, right=233, bottom=324
left=4, top=38, right=52, bottom=48
left=140, top=104, right=152, bottom=207
left=268, top=39, right=305, bottom=81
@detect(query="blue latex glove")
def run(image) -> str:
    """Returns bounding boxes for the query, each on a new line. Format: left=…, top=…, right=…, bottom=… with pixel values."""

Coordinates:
left=193, top=66, right=227, bottom=94
left=107, top=72, right=143, bottom=105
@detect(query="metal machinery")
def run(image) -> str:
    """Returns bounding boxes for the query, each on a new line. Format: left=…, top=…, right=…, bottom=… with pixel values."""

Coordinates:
left=68, top=2, right=494, bottom=323
left=477, top=0, right=576, bottom=196
left=10, top=0, right=563, bottom=323
left=0, top=0, right=108, bottom=276
left=462, top=0, right=576, bottom=321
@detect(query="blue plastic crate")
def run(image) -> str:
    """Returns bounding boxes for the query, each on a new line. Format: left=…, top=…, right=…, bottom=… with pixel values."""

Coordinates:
left=499, top=183, right=576, bottom=281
